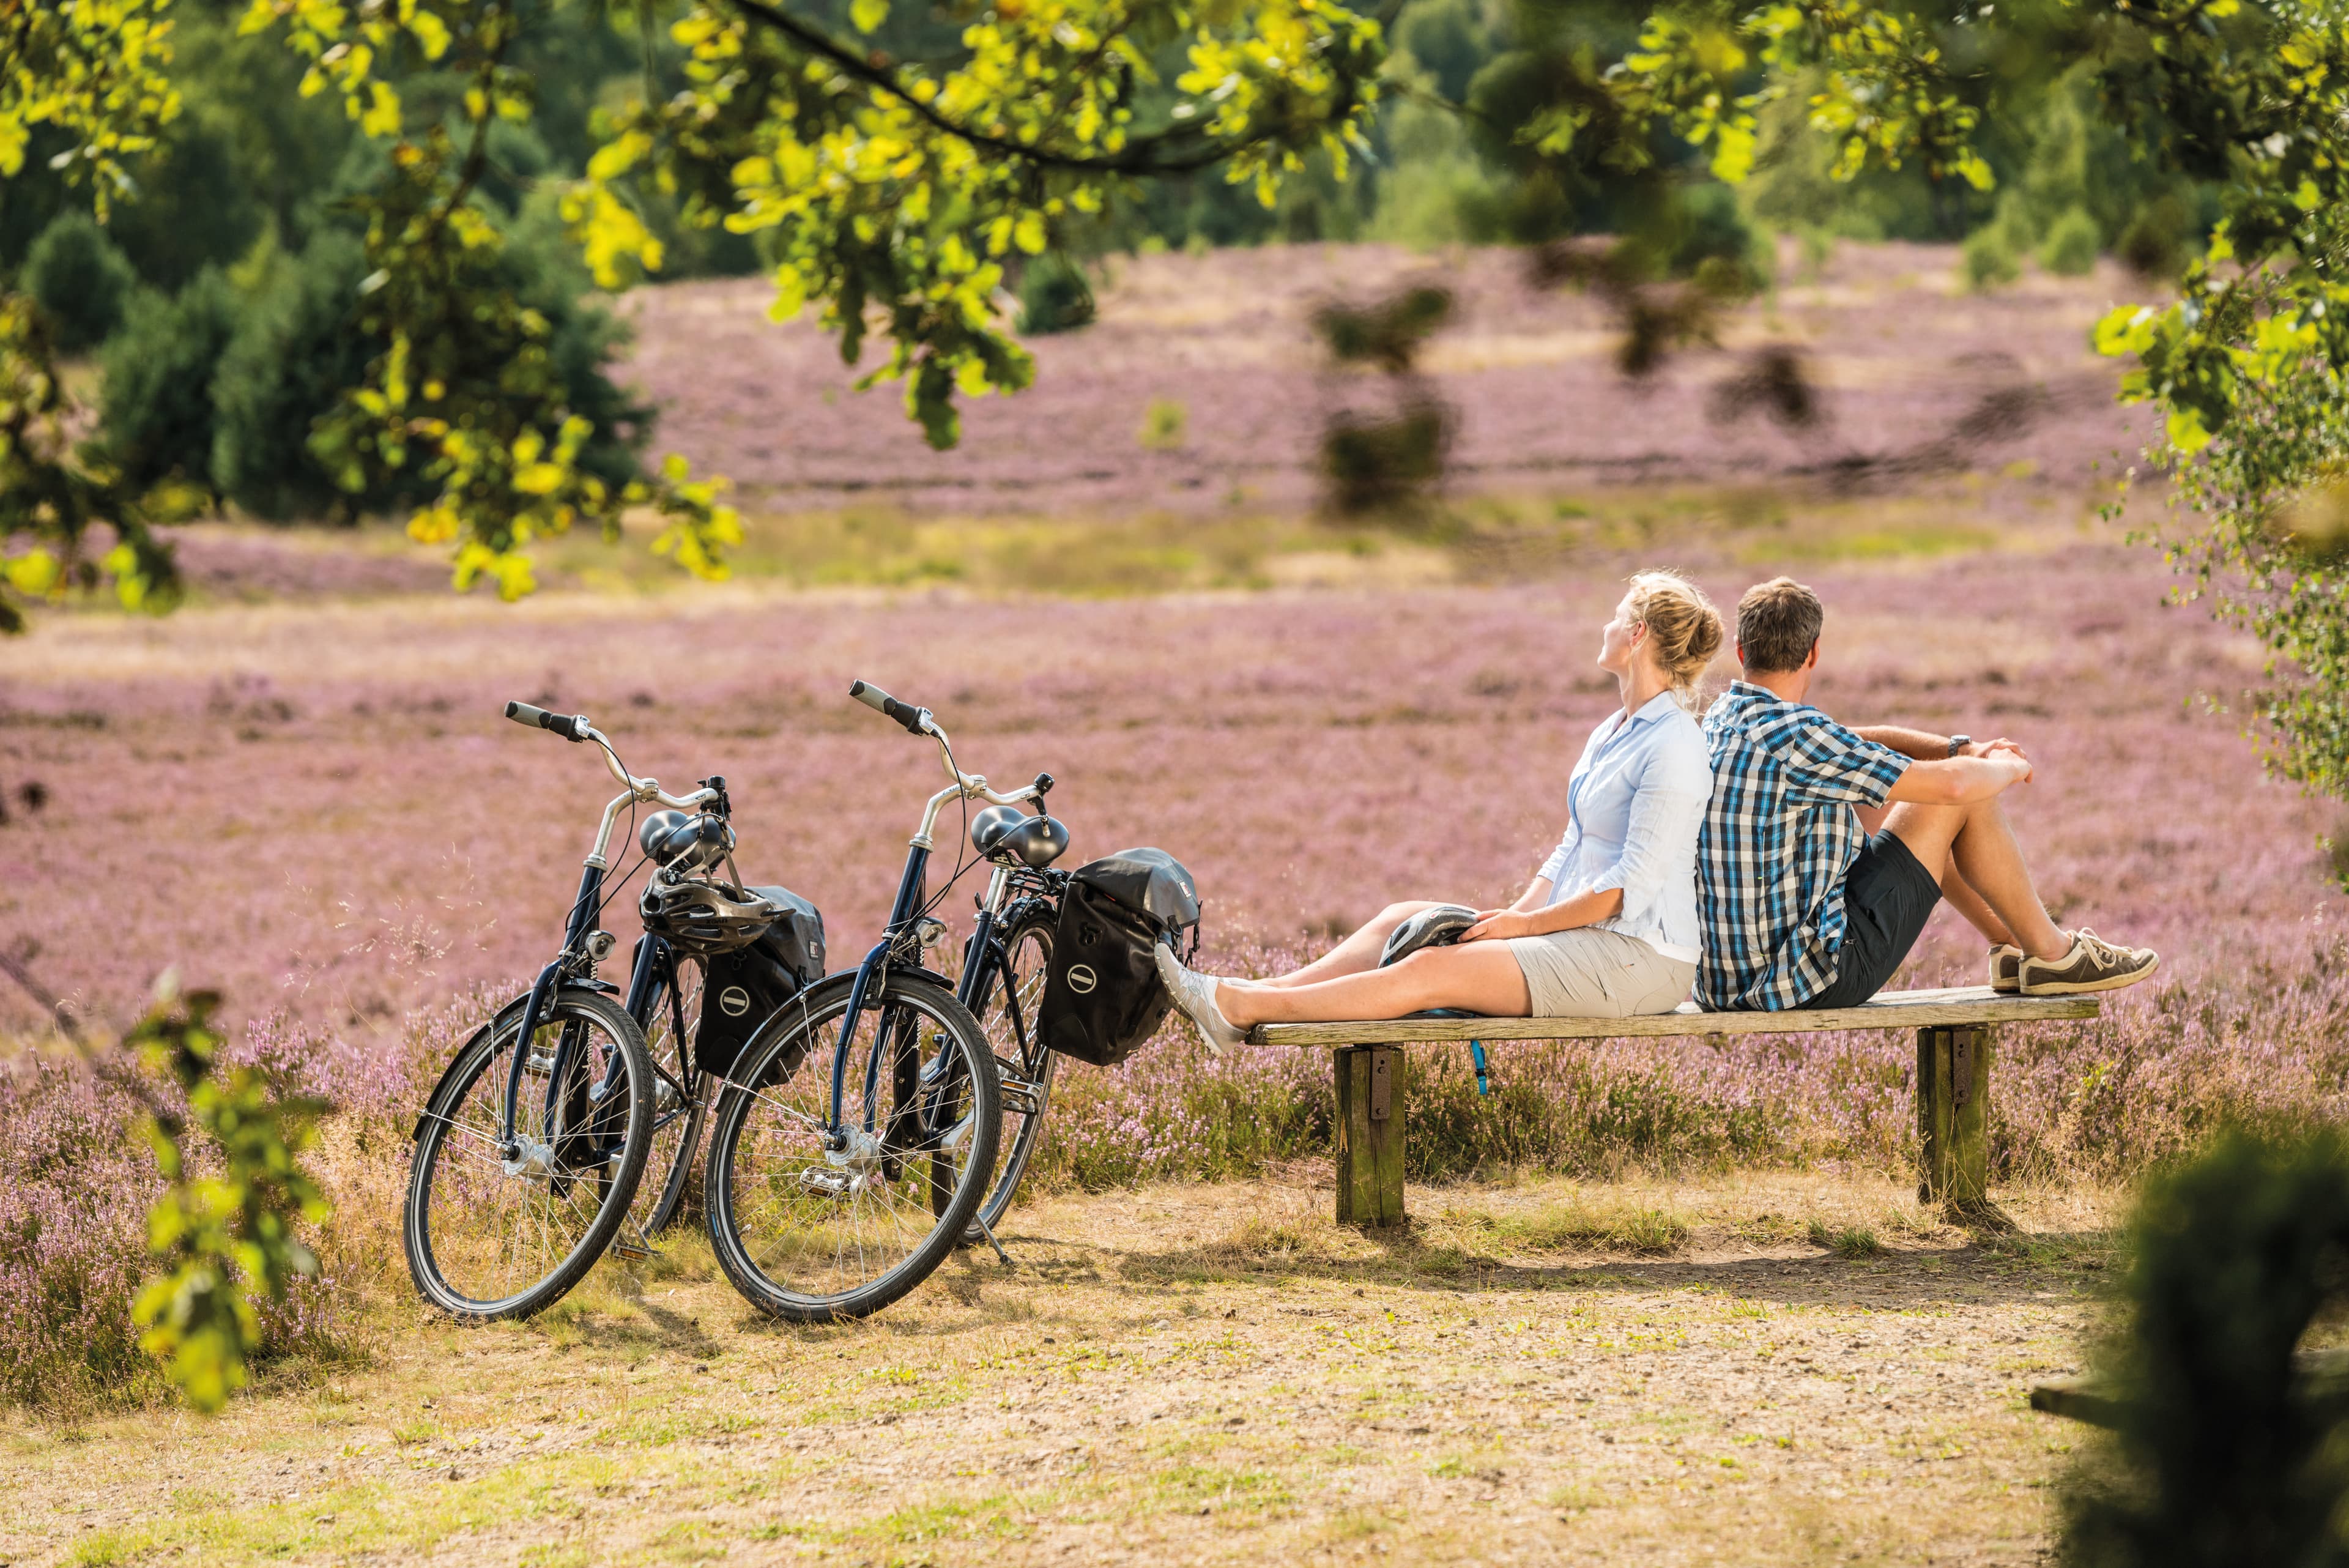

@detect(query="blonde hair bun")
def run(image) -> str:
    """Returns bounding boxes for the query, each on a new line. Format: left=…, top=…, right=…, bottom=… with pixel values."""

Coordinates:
left=1625, top=570, right=1724, bottom=702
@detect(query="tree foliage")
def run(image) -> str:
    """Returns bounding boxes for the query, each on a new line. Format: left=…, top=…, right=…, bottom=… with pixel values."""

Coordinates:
left=116, top=978, right=329, bottom=1414
left=0, top=294, right=177, bottom=634
left=2077, top=0, right=2349, bottom=811
left=0, top=0, right=1385, bottom=618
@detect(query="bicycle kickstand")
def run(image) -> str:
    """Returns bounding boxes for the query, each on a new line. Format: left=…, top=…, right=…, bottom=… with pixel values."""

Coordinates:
left=971, top=1209, right=1014, bottom=1268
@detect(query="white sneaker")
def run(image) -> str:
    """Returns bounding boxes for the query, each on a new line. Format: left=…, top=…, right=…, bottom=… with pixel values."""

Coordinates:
left=1154, top=944, right=1245, bottom=1055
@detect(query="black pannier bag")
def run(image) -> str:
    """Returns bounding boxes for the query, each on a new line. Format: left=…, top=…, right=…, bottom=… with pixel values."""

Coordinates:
left=694, top=886, right=826, bottom=1082
left=1038, top=848, right=1202, bottom=1067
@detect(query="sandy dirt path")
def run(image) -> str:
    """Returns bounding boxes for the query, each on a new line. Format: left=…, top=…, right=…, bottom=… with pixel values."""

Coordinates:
left=2, top=1173, right=2116, bottom=1567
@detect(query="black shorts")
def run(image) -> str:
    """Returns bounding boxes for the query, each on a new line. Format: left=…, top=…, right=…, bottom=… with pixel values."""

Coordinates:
left=1802, top=831, right=1940, bottom=1009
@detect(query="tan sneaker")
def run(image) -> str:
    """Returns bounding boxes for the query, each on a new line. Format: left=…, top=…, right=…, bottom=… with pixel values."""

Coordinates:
left=1987, top=945, right=2022, bottom=994
left=2017, top=929, right=2160, bottom=995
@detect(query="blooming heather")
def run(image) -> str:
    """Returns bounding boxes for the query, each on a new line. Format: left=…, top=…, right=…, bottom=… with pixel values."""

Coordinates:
left=4, top=488, right=2347, bottom=1405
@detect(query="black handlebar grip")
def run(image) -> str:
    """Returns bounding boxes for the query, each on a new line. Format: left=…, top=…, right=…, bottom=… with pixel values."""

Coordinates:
left=504, top=700, right=585, bottom=741
left=848, top=680, right=929, bottom=735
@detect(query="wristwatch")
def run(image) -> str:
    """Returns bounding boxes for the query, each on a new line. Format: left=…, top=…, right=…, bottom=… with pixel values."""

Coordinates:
left=1947, top=734, right=1971, bottom=759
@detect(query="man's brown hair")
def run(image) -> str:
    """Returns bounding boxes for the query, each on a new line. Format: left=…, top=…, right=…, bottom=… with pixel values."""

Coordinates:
left=1737, top=576, right=1823, bottom=674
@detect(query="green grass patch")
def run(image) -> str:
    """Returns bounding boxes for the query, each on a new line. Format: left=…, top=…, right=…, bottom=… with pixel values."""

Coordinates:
left=1807, top=1219, right=1883, bottom=1258
left=1476, top=1198, right=1694, bottom=1257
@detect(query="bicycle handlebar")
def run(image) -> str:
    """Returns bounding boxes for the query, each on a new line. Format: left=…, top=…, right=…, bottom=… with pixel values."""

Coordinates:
left=505, top=700, right=587, bottom=742
left=848, top=679, right=932, bottom=736
left=499, top=702, right=717, bottom=867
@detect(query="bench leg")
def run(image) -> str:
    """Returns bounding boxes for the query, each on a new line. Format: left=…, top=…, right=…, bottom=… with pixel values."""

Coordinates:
left=1334, top=1045, right=1405, bottom=1227
left=1916, top=1025, right=1992, bottom=1216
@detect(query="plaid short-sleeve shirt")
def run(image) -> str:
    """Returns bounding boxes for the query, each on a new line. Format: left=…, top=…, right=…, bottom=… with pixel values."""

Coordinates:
left=1696, top=682, right=1911, bottom=1010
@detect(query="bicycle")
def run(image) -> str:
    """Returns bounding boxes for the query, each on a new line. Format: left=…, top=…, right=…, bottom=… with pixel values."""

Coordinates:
left=404, top=702, right=808, bottom=1318
left=701, top=681, right=1061, bottom=1321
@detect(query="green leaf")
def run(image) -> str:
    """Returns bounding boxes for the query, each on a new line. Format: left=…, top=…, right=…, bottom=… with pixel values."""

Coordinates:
left=851, top=0, right=889, bottom=33
left=2167, top=404, right=2215, bottom=453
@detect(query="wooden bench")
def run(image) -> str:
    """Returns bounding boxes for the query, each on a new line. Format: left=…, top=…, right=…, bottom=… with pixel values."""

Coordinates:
left=1249, top=986, right=2101, bottom=1227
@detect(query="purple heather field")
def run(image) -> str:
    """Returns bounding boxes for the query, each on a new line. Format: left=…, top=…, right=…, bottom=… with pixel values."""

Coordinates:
left=2, top=242, right=2343, bottom=1398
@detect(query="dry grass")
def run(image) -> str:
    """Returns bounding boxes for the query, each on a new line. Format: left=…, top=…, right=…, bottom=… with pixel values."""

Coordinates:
left=0, top=1171, right=2126, bottom=1567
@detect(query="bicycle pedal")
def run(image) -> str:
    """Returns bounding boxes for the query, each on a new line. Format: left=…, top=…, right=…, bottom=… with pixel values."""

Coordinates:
left=610, top=1241, right=653, bottom=1262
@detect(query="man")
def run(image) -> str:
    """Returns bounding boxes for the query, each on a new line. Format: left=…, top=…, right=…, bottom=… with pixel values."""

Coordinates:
left=1698, top=576, right=2158, bottom=1010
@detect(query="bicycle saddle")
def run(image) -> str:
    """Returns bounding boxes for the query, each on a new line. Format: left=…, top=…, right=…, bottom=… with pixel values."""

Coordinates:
left=970, top=804, right=1071, bottom=869
left=1379, top=904, right=1480, bottom=967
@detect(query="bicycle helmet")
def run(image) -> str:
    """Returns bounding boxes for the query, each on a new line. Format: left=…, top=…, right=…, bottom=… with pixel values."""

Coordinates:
left=1379, top=904, right=1480, bottom=967
left=639, top=874, right=777, bottom=953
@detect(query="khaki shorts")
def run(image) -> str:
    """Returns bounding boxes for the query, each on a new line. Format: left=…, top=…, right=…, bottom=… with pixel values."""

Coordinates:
left=1506, top=927, right=1696, bottom=1018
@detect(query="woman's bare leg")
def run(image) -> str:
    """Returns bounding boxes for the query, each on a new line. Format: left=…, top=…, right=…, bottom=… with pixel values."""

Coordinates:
left=1255, top=901, right=1445, bottom=989
left=1219, top=943, right=1530, bottom=1026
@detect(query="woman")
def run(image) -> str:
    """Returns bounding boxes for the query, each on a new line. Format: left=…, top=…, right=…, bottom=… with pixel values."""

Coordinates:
left=1157, top=570, right=1723, bottom=1050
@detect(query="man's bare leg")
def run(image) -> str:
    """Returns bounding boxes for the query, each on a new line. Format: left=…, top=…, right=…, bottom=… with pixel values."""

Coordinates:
left=1939, top=872, right=2019, bottom=949
left=1254, top=900, right=1444, bottom=989
left=1219, top=942, right=1531, bottom=1027
left=1881, top=798, right=2066, bottom=960
left=1857, top=800, right=2016, bottom=947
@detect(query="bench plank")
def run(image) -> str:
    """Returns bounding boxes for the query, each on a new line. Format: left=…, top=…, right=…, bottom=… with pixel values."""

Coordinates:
left=1250, top=985, right=2096, bottom=1049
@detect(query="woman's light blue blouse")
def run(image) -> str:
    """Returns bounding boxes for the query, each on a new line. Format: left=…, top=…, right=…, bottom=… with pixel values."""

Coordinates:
left=1537, top=690, right=1715, bottom=964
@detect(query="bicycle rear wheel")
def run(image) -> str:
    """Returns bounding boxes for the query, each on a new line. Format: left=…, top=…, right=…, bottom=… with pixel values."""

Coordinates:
left=704, top=972, right=1000, bottom=1321
left=404, top=987, right=653, bottom=1318
left=963, top=909, right=1057, bottom=1239
left=626, top=947, right=708, bottom=1245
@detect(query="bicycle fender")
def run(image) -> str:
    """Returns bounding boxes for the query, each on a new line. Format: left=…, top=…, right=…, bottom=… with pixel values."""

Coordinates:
left=409, top=986, right=607, bottom=1145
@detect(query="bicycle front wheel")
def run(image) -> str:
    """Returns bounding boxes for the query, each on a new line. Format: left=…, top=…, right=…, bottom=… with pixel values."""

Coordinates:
left=404, top=986, right=654, bottom=1318
left=704, top=972, right=1000, bottom=1321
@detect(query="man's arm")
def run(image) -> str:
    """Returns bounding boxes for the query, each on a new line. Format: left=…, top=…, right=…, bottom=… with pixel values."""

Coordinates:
left=1884, top=752, right=2033, bottom=806
left=1854, top=724, right=1956, bottom=760
left=1855, top=725, right=2030, bottom=763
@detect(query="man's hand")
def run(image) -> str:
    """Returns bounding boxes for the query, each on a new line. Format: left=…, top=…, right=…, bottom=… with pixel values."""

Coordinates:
left=1986, top=751, right=2035, bottom=787
left=1963, top=736, right=2030, bottom=764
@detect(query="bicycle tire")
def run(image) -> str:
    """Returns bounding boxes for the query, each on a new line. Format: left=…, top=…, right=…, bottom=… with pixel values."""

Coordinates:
left=703, top=971, right=1000, bottom=1322
left=631, top=948, right=708, bottom=1241
left=404, top=986, right=654, bottom=1319
left=963, top=908, right=1058, bottom=1239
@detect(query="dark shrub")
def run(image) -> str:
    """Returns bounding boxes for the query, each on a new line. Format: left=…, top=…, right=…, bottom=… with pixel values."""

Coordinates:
left=1319, top=404, right=1453, bottom=516
left=208, top=232, right=384, bottom=521
left=2061, top=1130, right=2349, bottom=1567
left=1017, top=255, right=1096, bottom=335
left=2040, top=206, right=2102, bottom=277
left=23, top=213, right=137, bottom=353
left=97, top=270, right=243, bottom=494
left=210, top=223, right=645, bottom=522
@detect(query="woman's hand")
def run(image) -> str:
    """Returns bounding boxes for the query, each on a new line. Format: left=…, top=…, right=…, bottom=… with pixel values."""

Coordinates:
left=1461, top=910, right=1534, bottom=943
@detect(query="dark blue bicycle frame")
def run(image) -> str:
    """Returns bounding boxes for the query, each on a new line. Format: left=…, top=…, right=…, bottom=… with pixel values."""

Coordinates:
left=827, top=842, right=937, bottom=1145
left=494, top=861, right=639, bottom=1157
